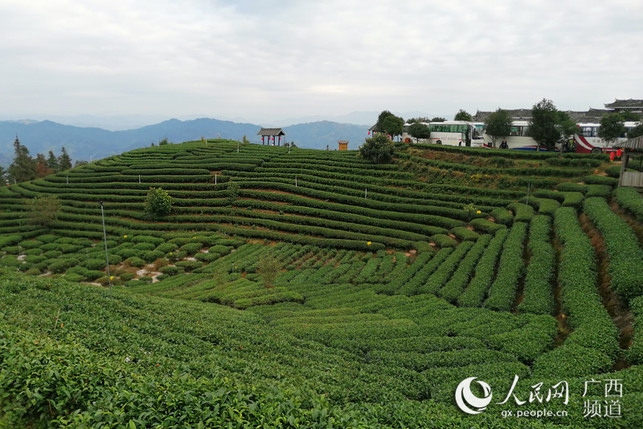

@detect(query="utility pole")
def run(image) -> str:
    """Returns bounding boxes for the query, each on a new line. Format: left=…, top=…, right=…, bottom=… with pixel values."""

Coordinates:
left=99, top=201, right=112, bottom=286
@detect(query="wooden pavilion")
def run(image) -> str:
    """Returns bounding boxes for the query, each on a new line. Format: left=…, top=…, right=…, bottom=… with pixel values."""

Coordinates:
left=257, top=128, right=285, bottom=146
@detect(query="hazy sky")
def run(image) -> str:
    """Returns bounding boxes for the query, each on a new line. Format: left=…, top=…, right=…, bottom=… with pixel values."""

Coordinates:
left=1, top=0, right=642, bottom=126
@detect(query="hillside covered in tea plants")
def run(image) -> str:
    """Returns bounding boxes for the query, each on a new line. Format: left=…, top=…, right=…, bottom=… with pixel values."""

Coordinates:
left=0, top=140, right=642, bottom=427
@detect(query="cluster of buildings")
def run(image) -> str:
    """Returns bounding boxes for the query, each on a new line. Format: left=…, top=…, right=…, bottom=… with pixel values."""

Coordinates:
left=472, top=99, right=643, bottom=123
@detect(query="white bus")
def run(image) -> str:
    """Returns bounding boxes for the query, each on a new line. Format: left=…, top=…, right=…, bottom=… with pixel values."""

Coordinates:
left=573, top=121, right=639, bottom=153
left=482, top=121, right=544, bottom=151
left=402, top=121, right=485, bottom=147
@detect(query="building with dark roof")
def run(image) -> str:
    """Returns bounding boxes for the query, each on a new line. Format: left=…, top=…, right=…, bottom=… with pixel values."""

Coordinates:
left=604, top=99, right=643, bottom=113
left=472, top=99, right=642, bottom=123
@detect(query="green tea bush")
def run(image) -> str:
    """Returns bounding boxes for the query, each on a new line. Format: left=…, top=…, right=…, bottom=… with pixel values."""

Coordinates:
left=583, top=175, right=618, bottom=187
left=48, top=258, right=80, bottom=274
left=518, top=216, right=555, bottom=315
left=507, top=202, right=535, bottom=222
left=133, top=242, right=156, bottom=251
left=458, top=229, right=509, bottom=308
left=2, top=246, right=20, bottom=255
left=439, top=235, right=491, bottom=303
left=556, top=182, right=588, bottom=193
left=18, top=239, right=43, bottom=249
left=613, top=187, right=643, bottom=222
left=585, top=184, right=612, bottom=198
left=35, top=233, right=58, bottom=243
left=179, top=242, right=203, bottom=256
left=194, top=252, right=220, bottom=263
left=115, top=248, right=139, bottom=259
left=156, top=242, right=179, bottom=253
left=125, top=256, right=146, bottom=268
left=175, top=260, right=203, bottom=272
left=23, top=248, right=43, bottom=256
left=131, top=235, right=165, bottom=245
left=489, top=208, right=513, bottom=225
left=429, top=234, right=458, bottom=248
left=469, top=218, right=506, bottom=234
left=0, top=255, right=21, bottom=268
left=629, top=296, right=643, bottom=364
left=82, top=258, right=106, bottom=270
left=141, top=250, right=164, bottom=263
left=583, top=197, right=643, bottom=303
left=484, top=222, right=528, bottom=311
left=449, top=227, right=480, bottom=242
left=159, top=265, right=184, bottom=276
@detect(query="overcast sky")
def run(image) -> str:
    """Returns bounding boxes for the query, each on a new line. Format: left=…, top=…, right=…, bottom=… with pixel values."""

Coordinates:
left=1, top=0, right=641, bottom=127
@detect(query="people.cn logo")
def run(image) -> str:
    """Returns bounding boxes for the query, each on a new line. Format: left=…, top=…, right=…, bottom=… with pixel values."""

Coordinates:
left=455, top=377, right=493, bottom=415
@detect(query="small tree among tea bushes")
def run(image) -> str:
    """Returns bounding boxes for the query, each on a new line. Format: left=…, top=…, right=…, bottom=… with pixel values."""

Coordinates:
left=145, top=187, right=173, bottom=217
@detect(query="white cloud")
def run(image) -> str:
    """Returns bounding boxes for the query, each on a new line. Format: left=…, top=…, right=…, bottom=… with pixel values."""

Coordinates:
left=0, top=0, right=641, bottom=123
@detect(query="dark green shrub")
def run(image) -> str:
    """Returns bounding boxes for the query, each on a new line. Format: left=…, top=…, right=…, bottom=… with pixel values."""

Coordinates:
left=125, top=257, right=146, bottom=268
left=194, top=252, right=220, bottom=262
left=141, top=250, right=164, bottom=263
left=613, top=187, right=643, bottom=222
left=583, top=175, right=617, bottom=186
left=450, top=227, right=479, bottom=242
left=156, top=242, right=179, bottom=253
left=429, top=234, right=458, bottom=248
left=585, top=185, right=612, bottom=198
left=0, top=256, right=21, bottom=268
left=133, top=242, right=156, bottom=251
left=556, top=182, right=588, bottom=193
left=175, top=260, right=203, bottom=272
left=489, top=208, right=513, bottom=225
left=469, top=218, right=506, bottom=234
left=35, top=234, right=58, bottom=243
left=159, top=265, right=184, bottom=276
left=179, top=242, right=203, bottom=256
left=145, top=187, right=173, bottom=217
left=18, top=240, right=43, bottom=250
left=63, top=273, right=86, bottom=282
left=83, top=258, right=106, bottom=270
left=116, top=248, right=139, bottom=259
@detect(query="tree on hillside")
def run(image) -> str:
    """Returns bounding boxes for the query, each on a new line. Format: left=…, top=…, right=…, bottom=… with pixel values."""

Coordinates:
left=259, top=253, right=282, bottom=288
left=598, top=112, right=627, bottom=143
left=627, top=124, right=643, bottom=139
left=47, top=150, right=60, bottom=172
left=145, top=187, right=173, bottom=217
left=0, top=165, right=5, bottom=184
left=25, top=195, right=62, bottom=227
left=408, top=122, right=431, bottom=143
left=35, top=153, right=53, bottom=178
left=454, top=109, right=473, bottom=121
left=373, top=110, right=404, bottom=140
left=431, top=117, right=446, bottom=122
left=484, top=109, right=512, bottom=147
left=58, top=147, right=72, bottom=171
left=381, top=115, right=405, bottom=140
left=407, top=117, right=431, bottom=124
left=359, top=133, right=395, bottom=163
left=7, top=137, right=36, bottom=183
left=528, top=99, right=576, bottom=151
left=374, top=110, right=394, bottom=132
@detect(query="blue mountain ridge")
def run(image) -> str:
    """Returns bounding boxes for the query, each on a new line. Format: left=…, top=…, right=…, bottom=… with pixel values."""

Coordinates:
left=0, top=118, right=370, bottom=166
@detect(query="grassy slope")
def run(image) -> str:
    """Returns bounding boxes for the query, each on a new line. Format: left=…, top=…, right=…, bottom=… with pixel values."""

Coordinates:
left=0, top=141, right=642, bottom=427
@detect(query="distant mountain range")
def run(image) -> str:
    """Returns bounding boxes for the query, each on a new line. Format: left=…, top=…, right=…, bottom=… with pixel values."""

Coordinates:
left=0, top=118, right=371, bottom=166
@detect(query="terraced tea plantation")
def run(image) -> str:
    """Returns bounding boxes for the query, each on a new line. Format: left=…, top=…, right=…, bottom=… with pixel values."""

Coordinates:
left=1, top=140, right=642, bottom=427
